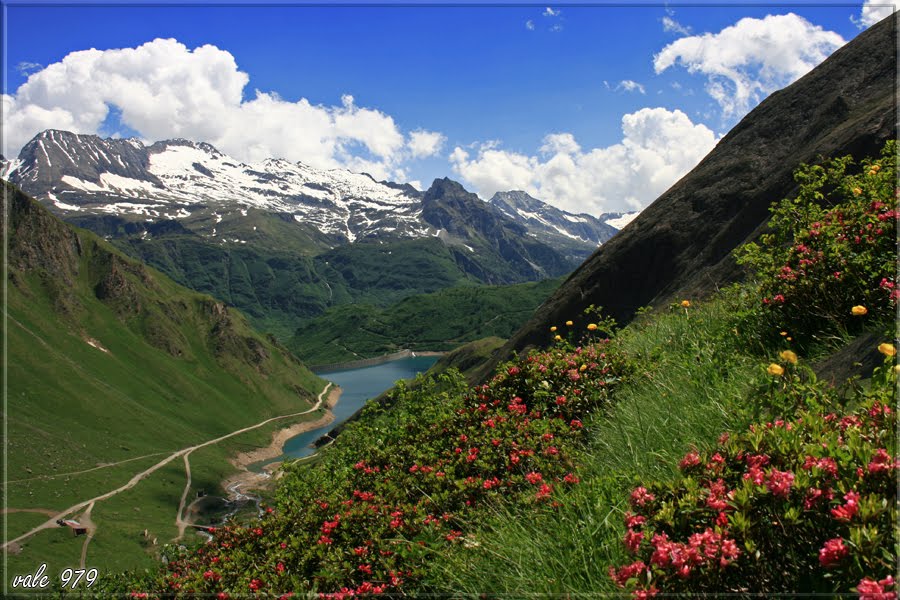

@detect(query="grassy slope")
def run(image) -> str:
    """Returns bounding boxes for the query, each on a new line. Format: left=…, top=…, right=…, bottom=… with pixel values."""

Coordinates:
left=288, top=278, right=561, bottom=365
left=4, top=184, right=326, bottom=574
left=427, top=336, right=508, bottom=382
left=430, top=290, right=763, bottom=594
left=428, top=288, right=891, bottom=595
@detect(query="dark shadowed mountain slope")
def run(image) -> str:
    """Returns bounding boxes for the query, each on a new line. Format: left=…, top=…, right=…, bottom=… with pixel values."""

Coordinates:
left=477, top=14, right=896, bottom=381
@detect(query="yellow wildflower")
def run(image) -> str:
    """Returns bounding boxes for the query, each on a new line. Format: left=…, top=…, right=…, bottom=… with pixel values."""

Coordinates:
left=565, top=320, right=573, bottom=326
left=780, top=331, right=788, bottom=337
left=870, top=164, right=881, bottom=174
left=894, top=364, right=900, bottom=374
left=851, top=305, right=867, bottom=316
left=878, top=343, right=896, bottom=357
left=554, top=334, right=562, bottom=342
left=680, top=300, right=691, bottom=308
left=579, top=364, right=587, bottom=372
left=852, top=187, right=862, bottom=196
left=767, top=363, right=785, bottom=376
left=587, top=323, right=598, bottom=331
left=550, top=326, right=557, bottom=332
left=779, top=350, right=798, bottom=364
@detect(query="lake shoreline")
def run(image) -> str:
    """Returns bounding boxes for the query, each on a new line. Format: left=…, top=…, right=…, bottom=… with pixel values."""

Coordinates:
left=221, top=386, right=342, bottom=493
left=312, top=349, right=445, bottom=374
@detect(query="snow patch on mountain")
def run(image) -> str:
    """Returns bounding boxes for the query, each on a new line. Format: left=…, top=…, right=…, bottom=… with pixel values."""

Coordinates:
left=605, top=212, right=640, bottom=230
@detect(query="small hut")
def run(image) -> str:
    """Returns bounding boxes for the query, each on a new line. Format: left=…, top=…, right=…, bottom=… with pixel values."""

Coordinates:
left=58, top=519, right=87, bottom=536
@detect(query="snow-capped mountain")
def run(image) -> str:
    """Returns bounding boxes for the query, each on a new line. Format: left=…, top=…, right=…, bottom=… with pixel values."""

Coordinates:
left=3, top=130, right=636, bottom=257
left=4, top=130, right=430, bottom=243
left=489, top=191, right=639, bottom=261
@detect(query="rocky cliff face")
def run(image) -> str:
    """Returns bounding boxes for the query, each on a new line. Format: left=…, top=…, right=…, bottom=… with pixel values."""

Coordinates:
left=480, top=14, right=897, bottom=379
left=422, top=178, right=574, bottom=282
left=489, top=190, right=628, bottom=262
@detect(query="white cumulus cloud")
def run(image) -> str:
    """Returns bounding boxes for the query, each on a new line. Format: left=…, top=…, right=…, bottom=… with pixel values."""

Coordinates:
left=654, top=13, right=845, bottom=118
left=855, top=0, right=898, bottom=27
left=1, top=38, right=442, bottom=183
left=543, top=7, right=560, bottom=17
left=450, top=107, right=719, bottom=215
left=408, top=130, right=446, bottom=159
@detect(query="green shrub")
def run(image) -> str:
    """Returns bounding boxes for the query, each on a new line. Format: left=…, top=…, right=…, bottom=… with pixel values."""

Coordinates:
left=735, top=141, right=897, bottom=349
left=609, top=353, right=897, bottom=597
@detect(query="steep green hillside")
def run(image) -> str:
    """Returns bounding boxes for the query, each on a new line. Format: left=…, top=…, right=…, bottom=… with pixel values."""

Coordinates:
left=314, top=237, right=480, bottom=305
left=3, top=181, right=326, bottom=573
left=427, top=336, right=507, bottom=382
left=288, top=278, right=560, bottom=365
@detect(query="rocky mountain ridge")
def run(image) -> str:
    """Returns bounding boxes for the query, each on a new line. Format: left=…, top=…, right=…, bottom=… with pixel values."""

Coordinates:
left=489, top=190, right=635, bottom=261
left=2, top=130, right=635, bottom=259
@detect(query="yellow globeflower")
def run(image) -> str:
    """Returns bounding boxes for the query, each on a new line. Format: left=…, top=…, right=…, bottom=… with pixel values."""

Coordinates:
left=852, top=187, right=863, bottom=196
left=550, top=326, right=557, bottom=332
left=680, top=300, right=691, bottom=308
left=870, top=164, right=881, bottom=174
left=878, top=343, right=896, bottom=357
left=779, top=350, right=798, bottom=364
left=851, top=305, right=868, bottom=316
left=767, top=363, right=785, bottom=376
left=780, top=331, right=788, bottom=337
left=566, top=320, right=574, bottom=326
left=554, top=334, right=562, bottom=342
left=587, top=323, right=598, bottom=331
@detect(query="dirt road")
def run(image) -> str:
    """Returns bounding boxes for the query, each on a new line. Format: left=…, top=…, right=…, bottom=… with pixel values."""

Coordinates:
left=2, top=383, right=332, bottom=551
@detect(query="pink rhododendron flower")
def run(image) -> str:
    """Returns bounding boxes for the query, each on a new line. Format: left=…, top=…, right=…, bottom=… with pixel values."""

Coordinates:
left=766, top=469, right=794, bottom=498
left=858, top=575, right=897, bottom=600
left=818, top=538, right=849, bottom=567
left=630, top=486, right=656, bottom=508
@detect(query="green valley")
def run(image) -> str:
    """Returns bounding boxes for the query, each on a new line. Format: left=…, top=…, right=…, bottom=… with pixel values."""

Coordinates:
left=288, top=278, right=561, bottom=365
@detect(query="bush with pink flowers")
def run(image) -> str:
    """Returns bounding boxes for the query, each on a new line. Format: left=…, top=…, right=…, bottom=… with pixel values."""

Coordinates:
left=609, top=358, right=897, bottom=596
left=735, top=140, right=897, bottom=348
left=108, top=331, right=630, bottom=597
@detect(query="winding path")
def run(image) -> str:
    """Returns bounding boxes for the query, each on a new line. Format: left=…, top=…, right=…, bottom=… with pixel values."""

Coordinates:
left=173, top=380, right=332, bottom=540
left=78, top=502, right=96, bottom=570
left=6, top=452, right=171, bottom=484
left=2, top=383, right=332, bottom=551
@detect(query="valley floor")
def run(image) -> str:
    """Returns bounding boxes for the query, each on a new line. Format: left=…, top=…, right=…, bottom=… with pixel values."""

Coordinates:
left=3, top=382, right=336, bottom=579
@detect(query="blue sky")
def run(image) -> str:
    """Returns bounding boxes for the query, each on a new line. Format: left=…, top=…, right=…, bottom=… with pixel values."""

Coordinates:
left=2, top=2, right=893, bottom=214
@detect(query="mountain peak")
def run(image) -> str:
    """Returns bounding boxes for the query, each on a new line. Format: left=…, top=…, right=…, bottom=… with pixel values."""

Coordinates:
left=424, top=177, right=473, bottom=200
left=487, top=189, right=624, bottom=261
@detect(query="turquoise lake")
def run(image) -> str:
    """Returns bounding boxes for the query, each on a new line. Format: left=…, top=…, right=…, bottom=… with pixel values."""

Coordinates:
left=253, top=355, right=439, bottom=469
